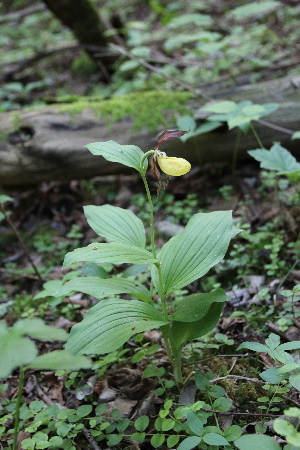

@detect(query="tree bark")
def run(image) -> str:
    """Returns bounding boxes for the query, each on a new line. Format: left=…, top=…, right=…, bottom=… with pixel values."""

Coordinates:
left=42, top=0, right=115, bottom=77
left=1, top=75, right=300, bottom=187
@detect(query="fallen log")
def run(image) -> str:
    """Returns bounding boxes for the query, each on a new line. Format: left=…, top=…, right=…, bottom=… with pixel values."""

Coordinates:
left=1, top=75, right=300, bottom=186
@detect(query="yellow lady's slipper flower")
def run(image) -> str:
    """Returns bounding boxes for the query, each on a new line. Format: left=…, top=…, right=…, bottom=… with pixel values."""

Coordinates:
left=157, top=154, right=191, bottom=176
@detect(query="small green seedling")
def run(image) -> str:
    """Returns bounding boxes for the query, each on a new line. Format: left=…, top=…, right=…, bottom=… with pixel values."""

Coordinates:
left=274, top=407, right=300, bottom=448
left=0, top=318, right=91, bottom=450
left=177, top=100, right=279, bottom=174
left=249, top=142, right=300, bottom=182
left=238, top=333, right=300, bottom=391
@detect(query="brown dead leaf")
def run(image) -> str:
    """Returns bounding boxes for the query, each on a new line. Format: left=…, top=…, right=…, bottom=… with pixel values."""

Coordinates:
left=285, top=325, right=300, bottom=342
left=39, top=372, right=65, bottom=405
left=219, top=317, right=248, bottom=336
left=17, top=432, right=31, bottom=450
left=143, top=330, right=162, bottom=345
left=149, top=155, right=160, bottom=181
left=109, top=367, right=141, bottom=388
left=259, top=353, right=274, bottom=369
left=53, top=316, right=75, bottom=331
left=106, top=397, right=137, bottom=417
left=131, top=391, right=157, bottom=419
left=107, top=367, right=157, bottom=400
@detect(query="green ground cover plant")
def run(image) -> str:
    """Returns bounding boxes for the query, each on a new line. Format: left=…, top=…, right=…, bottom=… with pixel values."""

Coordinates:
left=0, top=319, right=91, bottom=450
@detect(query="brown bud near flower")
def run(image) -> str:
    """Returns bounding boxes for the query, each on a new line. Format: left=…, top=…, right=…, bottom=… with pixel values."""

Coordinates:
left=156, top=129, right=188, bottom=149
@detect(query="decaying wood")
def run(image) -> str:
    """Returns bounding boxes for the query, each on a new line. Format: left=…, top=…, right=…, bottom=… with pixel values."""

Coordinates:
left=0, top=75, right=300, bottom=186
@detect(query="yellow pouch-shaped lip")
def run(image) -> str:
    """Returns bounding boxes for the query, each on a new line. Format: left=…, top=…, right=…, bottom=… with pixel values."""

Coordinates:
left=157, top=156, right=191, bottom=176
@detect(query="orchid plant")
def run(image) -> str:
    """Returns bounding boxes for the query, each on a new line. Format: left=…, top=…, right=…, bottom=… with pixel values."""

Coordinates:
left=52, top=131, right=239, bottom=384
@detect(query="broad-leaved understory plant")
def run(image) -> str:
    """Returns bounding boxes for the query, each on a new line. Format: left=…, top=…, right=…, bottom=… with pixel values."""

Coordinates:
left=43, top=130, right=240, bottom=386
left=0, top=318, right=92, bottom=450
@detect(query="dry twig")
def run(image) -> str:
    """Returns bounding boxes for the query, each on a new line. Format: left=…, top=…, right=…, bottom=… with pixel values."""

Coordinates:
left=108, top=43, right=212, bottom=101
left=0, top=203, right=44, bottom=284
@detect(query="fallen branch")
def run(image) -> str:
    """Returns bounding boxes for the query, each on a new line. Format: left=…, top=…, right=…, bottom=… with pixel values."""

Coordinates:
left=1, top=42, right=80, bottom=81
left=1, top=75, right=300, bottom=186
left=0, top=202, right=44, bottom=283
left=0, top=4, right=46, bottom=25
left=108, top=43, right=212, bottom=101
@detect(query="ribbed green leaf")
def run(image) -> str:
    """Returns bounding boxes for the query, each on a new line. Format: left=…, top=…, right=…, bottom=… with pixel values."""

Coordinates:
left=63, top=243, right=158, bottom=268
left=186, top=410, right=203, bottom=436
left=152, top=211, right=234, bottom=294
left=49, top=276, right=151, bottom=303
left=177, top=436, right=202, bottom=450
left=0, top=330, right=38, bottom=379
left=235, top=433, right=281, bottom=450
left=259, top=367, right=287, bottom=384
left=172, top=301, right=224, bottom=351
left=84, top=205, right=146, bottom=248
left=29, top=350, right=92, bottom=371
left=203, top=433, right=229, bottom=446
left=292, top=131, right=300, bottom=140
left=65, top=299, right=167, bottom=354
left=237, top=342, right=268, bottom=352
left=289, top=373, right=300, bottom=391
left=280, top=341, right=300, bottom=350
left=203, top=101, right=237, bottom=114
left=85, top=140, right=144, bottom=172
left=173, top=289, right=228, bottom=322
left=231, top=2, right=280, bottom=21
left=13, top=318, right=68, bottom=342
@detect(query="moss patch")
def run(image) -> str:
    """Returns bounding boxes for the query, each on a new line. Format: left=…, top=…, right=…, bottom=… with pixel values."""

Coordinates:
left=57, top=90, right=193, bottom=131
left=201, top=355, right=266, bottom=411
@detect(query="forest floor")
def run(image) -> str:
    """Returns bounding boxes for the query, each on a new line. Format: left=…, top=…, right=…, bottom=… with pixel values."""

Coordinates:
left=1, top=159, right=300, bottom=449
left=1, top=0, right=300, bottom=448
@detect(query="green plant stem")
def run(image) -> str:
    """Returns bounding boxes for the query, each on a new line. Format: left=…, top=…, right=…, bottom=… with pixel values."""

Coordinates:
left=141, top=172, right=157, bottom=258
left=172, top=348, right=184, bottom=385
left=140, top=150, right=155, bottom=175
left=232, top=128, right=241, bottom=179
left=209, top=394, right=220, bottom=429
left=273, top=175, right=282, bottom=223
left=140, top=169, right=183, bottom=384
left=13, top=367, right=25, bottom=450
left=250, top=123, right=264, bottom=149
left=265, top=384, right=280, bottom=417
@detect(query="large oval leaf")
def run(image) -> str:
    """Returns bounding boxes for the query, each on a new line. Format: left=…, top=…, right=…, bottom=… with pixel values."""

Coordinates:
left=85, top=141, right=144, bottom=172
left=172, top=302, right=224, bottom=352
left=63, top=243, right=158, bottom=268
left=173, top=289, right=228, bottom=322
left=84, top=205, right=146, bottom=248
left=235, top=434, right=281, bottom=450
left=152, top=211, right=235, bottom=294
left=29, top=350, right=92, bottom=371
left=49, top=276, right=151, bottom=303
left=177, top=436, right=202, bottom=450
left=13, top=318, right=68, bottom=342
left=0, top=330, right=38, bottom=379
left=65, top=299, right=167, bottom=354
